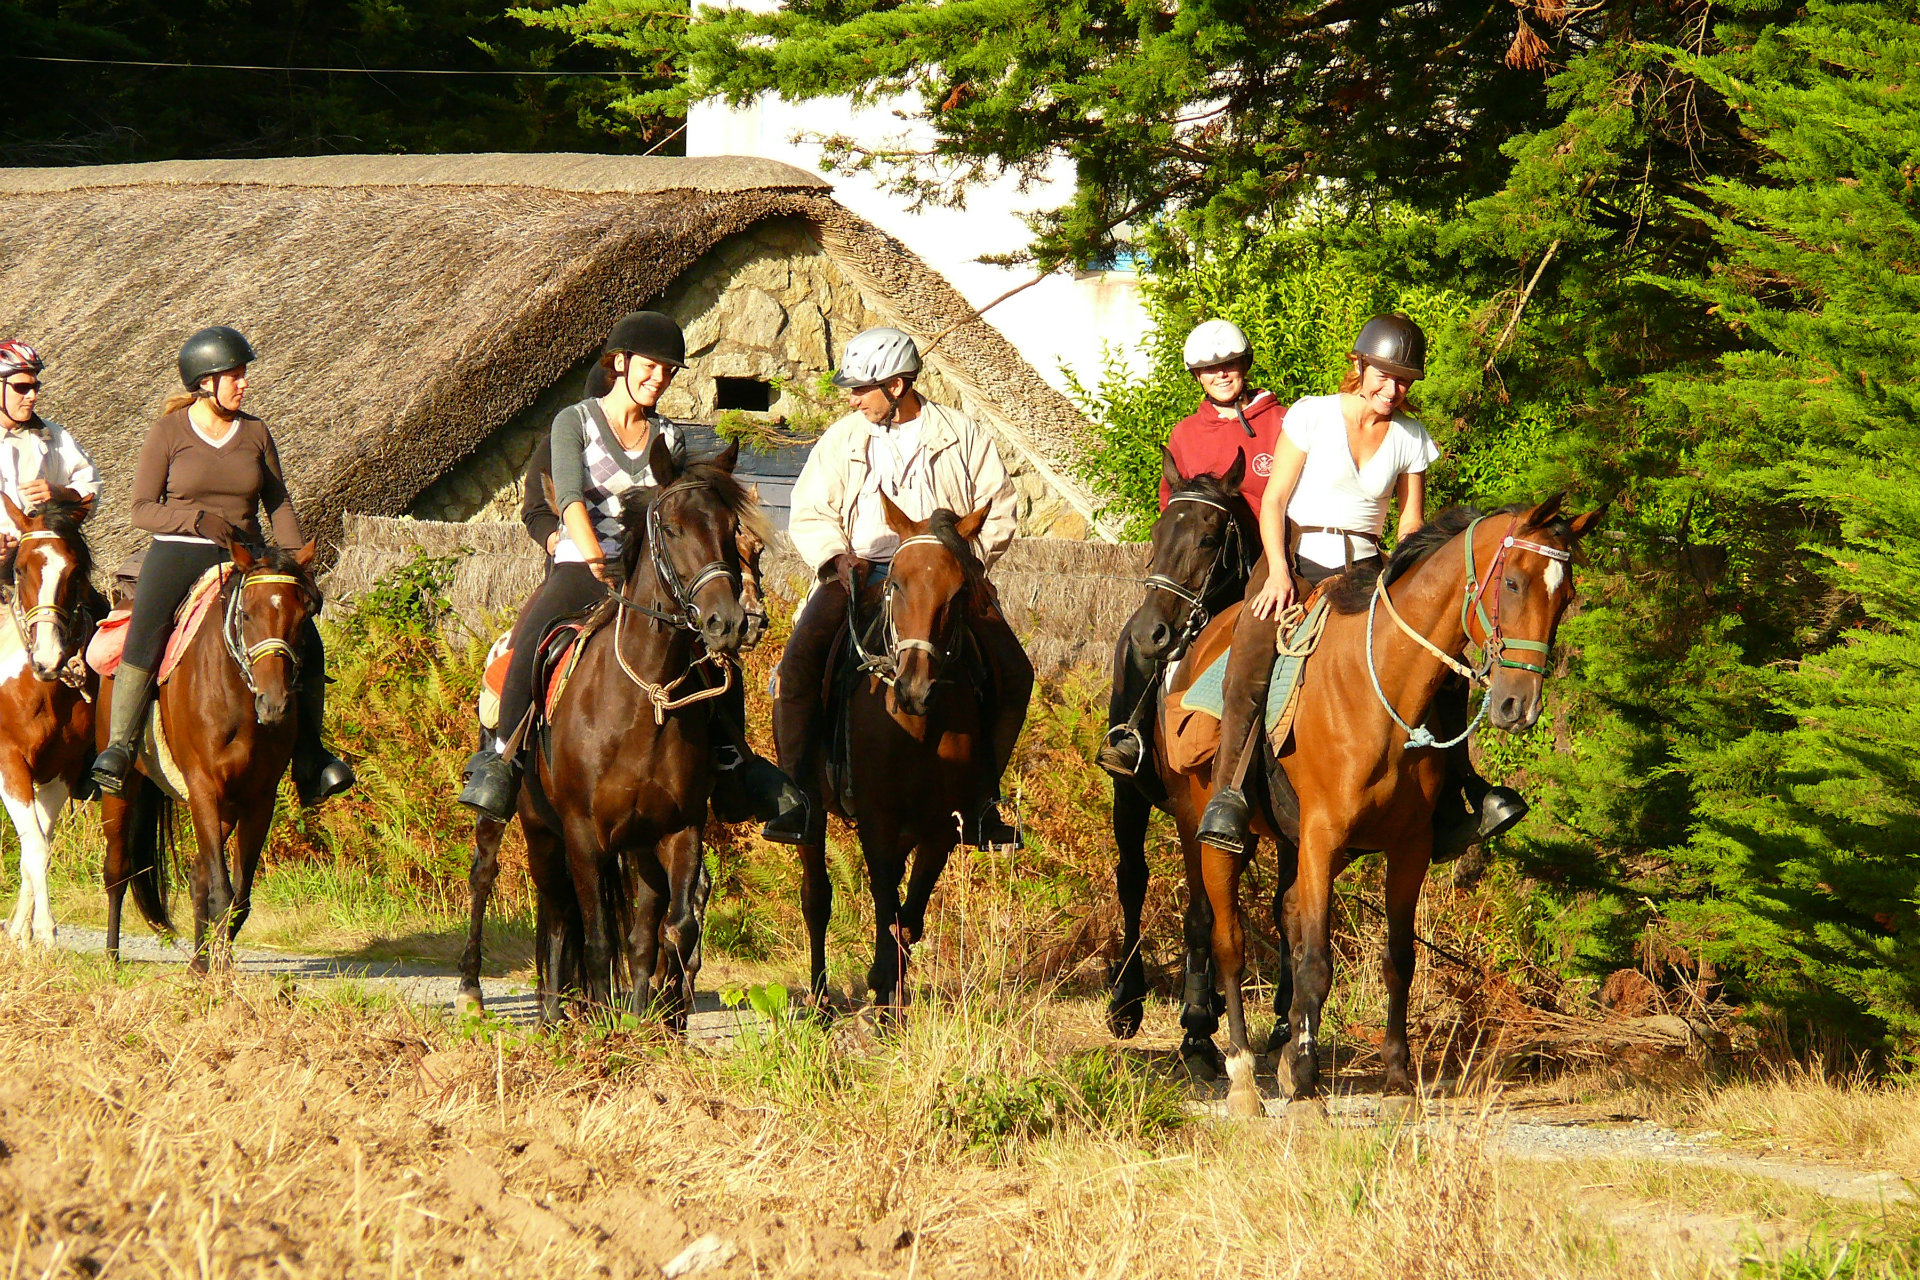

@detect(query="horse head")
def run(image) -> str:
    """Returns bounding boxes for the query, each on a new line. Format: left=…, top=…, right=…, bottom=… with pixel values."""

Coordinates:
left=1131, top=449, right=1252, bottom=662
left=624, top=435, right=754, bottom=655
left=1467, top=493, right=1607, bottom=732
left=878, top=495, right=991, bottom=719
left=736, top=482, right=770, bottom=651
left=227, top=540, right=318, bottom=726
left=1, top=488, right=95, bottom=681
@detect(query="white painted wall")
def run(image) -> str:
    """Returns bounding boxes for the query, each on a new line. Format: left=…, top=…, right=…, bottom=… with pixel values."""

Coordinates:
left=687, top=94, right=1151, bottom=398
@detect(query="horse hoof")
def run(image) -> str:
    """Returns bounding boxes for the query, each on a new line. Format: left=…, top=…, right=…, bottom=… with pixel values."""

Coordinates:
left=1182, top=1052, right=1219, bottom=1083
left=455, top=989, right=484, bottom=1019
left=1285, top=1098, right=1330, bottom=1128
left=1378, top=1094, right=1417, bottom=1124
left=1106, top=998, right=1144, bottom=1040
left=1224, top=1052, right=1263, bottom=1117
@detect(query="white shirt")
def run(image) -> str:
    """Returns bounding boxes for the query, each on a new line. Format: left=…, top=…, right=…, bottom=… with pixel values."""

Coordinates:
left=849, top=415, right=937, bottom=560
left=1282, top=394, right=1439, bottom=567
left=0, top=418, right=102, bottom=535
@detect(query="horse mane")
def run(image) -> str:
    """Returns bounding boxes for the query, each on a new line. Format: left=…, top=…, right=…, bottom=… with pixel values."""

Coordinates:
left=249, top=543, right=311, bottom=580
left=926, top=508, right=993, bottom=615
left=0, top=494, right=95, bottom=588
left=1325, top=502, right=1567, bottom=615
left=1170, top=470, right=1259, bottom=542
left=612, top=455, right=772, bottom=581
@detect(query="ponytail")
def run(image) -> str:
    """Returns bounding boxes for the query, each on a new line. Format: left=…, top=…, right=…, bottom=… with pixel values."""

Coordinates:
left=162, top=392, right=197, bottom=415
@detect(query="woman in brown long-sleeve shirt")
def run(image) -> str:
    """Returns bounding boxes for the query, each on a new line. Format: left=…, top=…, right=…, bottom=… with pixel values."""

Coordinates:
left=90, top=327, right=354, bottom=804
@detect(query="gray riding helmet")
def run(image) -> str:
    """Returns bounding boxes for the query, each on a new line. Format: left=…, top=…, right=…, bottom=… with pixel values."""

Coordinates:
left=1349, top=314, right=1427, bottom=382
left=178, top=326, right=258, bottom=390
left=832, top=327, right=922, bottom=388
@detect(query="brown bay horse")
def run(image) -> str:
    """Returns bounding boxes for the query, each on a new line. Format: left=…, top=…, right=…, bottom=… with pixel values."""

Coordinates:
left=1159, top=497, right=1603, bottom=1114
left=0, top=492, right=98, bottom=945
left=519, top=439, right=756, bottom=1023
left=456, top=489, right=773, bottom=1017
left=1106, top=453, right=1258, bottom=1059
left=103, top=541, right=320, bottom=967
left=797, top=498, right=1018, bottom=1017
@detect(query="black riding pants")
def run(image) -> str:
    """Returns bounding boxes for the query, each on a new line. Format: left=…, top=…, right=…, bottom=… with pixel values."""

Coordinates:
left=497, top=563, right=605, bottom=741
left=122, top=540, right=228, bottom=673
left=1211, top=554, right=1342, bottom=792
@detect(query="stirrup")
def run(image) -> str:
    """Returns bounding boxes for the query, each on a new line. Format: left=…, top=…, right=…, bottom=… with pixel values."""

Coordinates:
left=1197, top=787, right=1251, bottom=854
left=1477, top=787, right=1528, bottom=842
left=458, top=751, right=520, bottom=822
left=90, top=743, right=136, bottom=797
left=965, top=802, right=1021, bottom=850
left=760, top=793, right=815, bottom=846
left=1097, top=725, right=1145, bottom=778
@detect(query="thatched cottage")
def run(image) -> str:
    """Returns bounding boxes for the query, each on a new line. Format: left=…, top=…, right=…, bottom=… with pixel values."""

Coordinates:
left=0, top=153, right=1112, bottom=571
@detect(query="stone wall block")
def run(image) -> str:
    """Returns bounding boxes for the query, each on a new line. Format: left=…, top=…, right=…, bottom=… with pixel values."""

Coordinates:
left=732, top=288, right=789, bottom=350
left=788, top=300, right=831, bottom=369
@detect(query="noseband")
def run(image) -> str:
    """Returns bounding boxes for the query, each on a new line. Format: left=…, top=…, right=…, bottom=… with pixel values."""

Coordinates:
left=224, top=568, right=313, bottom=697
left=1143, top=493, right=1249, bottom=657
left=9, top=529, right=81, bottom=663
left=849, top=534, right=961, bottom=689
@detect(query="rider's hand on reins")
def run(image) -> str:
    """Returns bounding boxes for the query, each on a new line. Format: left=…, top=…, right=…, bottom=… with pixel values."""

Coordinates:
left=587, top=556, right=622, bottom=589
left=195, top=510, right=237, bottom=548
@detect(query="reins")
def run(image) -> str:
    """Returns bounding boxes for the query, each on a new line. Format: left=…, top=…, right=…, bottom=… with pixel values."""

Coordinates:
left=1364, top=514, right=1571, bottom=750
left=605, top=476, right=741, bottom=723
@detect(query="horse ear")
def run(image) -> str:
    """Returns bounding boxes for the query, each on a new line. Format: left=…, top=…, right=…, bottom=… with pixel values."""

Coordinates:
left=294, top=540, right=317, bottom=568
left=73, top=493, right=95, bottom=523
left=714, top=438, right=740, bottom=474
left=229, top=542, right=256, bottom=570
left=1220, top=450, right=1247, bottom=495
left=1566, top=503, right=1608, bottom=542
left=1161, top=447, right=1184, bottom=493
left=0, top=493, right=26, bottom=530
left=955, top=502, right=991, bottom=543
left=1524, top=491, right=1567, bottom=530
left=648, top=432, right=680, bottom=487
left=880, top=492, right=920, bottom=538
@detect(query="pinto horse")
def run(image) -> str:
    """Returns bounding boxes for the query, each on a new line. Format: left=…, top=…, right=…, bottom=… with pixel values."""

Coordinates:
left=1161, top=497, right=1603, bottom=1115
left=0, top=491, right=98, bottom=946
left=1106, top=452, right=1257, bottom=1057
left=455, top=490, right=772, bottom=1017
left=796, top=498, right=1015, bottom=1017
left=520, top=438, right=756, bottom=1023
left=102, top=540, right=320, bottom=967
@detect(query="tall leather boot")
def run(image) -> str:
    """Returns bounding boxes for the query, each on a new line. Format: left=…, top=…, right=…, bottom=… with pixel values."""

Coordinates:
left=90, top=664, right=156, bottom=797
left=290, top=667, right=356, bottom=807
left=709, top=679, right=806, bottom=827
left=760, top=670, right=821, bottom=845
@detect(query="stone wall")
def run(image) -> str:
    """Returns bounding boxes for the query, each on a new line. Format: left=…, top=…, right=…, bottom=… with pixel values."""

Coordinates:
left=407, top=215, right=1087, bottom=538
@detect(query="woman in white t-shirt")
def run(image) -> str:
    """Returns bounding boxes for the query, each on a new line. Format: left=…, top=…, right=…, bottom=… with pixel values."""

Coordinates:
left=1195, top=315, right=1437, bottom=854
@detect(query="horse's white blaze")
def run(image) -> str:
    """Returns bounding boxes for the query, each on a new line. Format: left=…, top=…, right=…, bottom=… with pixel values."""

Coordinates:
left=1544, top=559, right=1565, bottom=595
left=29, top=544, right=69, bottom=672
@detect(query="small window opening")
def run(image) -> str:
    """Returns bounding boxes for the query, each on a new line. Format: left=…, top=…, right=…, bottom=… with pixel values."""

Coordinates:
left=715, top=377, right=774, bottom=412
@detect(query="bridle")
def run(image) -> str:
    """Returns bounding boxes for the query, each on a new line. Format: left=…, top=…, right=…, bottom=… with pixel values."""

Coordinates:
left=605, top=476, right=742, bottom=722
left=223, top=565, right=314, bottom=697
left=849, top=534, right=963, bottom=689
left=8, top=528, right=85, bottom=671
left=1366, top=513, right=1572, bottom=750
left=1142, top=492, right=1251, bottom=658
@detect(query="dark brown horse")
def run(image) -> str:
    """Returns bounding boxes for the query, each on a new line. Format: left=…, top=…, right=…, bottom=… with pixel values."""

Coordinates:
left=1160, top=497, right=1602, bottom=1114
left=1106, top=452, right=1258, bottom=1058
left=796, top=498, right=1014, bottom=1017
left=0, top=491, right=97, bottom=946
left=519, top=438, right=757, bottom=1023
left=455, top=488, right=771, bottom=1017
left=103, top=540, right=319, bottom=967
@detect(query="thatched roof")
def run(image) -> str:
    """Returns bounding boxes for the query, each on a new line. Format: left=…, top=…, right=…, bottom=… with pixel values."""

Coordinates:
left=331, top=515, right=1143, bottom=676
left=0, top=153, right=1106, bottom=570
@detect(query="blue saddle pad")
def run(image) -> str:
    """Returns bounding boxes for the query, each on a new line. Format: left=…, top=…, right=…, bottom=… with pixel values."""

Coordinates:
left=1179, top=597, right=1330, bottom=737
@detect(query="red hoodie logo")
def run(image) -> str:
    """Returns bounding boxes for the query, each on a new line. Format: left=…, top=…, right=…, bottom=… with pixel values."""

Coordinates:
left=1252, top=452, right=1274, bottom=477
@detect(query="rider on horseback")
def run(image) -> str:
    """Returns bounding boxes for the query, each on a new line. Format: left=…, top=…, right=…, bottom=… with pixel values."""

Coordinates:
left=89, top=327, right=356, bottom=805
left=762, top=326, right=1030, bottom=849
left=458, top=311, right=805, bottom=827
left=1099, top=319, right=1282, bottom=777
left=1194, top=314, right=1527, bottom=855
left=0, top=341, right=101, bottom=536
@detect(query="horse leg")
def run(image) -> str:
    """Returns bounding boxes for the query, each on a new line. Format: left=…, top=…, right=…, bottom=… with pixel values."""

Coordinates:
left=861, top=821, right=909, bottom=1019
left=226, top=799, right=273, bottom=943
left=186, top=789, right=236, bottom=969
left=1284, top=822, right=1340, bottom=1100
left=1107, top=779, right=1151, bottom=1038
left=798, top=837, right=834, bottom=1011
left=1, top=778, right=50, bottom=946
left=1175, top=818, right=1222, bottom=1068
left=456, top=816, right=508, bottom=1016
left=101, top=789, right=136, bottom=962
left=1200, top=839, right=1260, bottom=1116
left=561, top=820, right=617, bottom=1014
left=1267, top=838, right=1299, bottom=1056
left=1381, top=848, right=1430, bottom=1096
left=656, top=824, right=705, bottom=1030
left=523, top=817, right=572, bottom=1023
left=626, top=857, right=667, bottom=1019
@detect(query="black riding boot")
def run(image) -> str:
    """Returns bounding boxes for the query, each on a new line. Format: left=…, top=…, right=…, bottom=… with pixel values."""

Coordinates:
left=290, top=631, right=355, bottom=807
left=90, top=664, right=156, bottom=797
left=1429, top=677, right=1529, bottom=862
left=459, top=745, right=521, bottom=822
left=709, top=678, right=807, bottom=826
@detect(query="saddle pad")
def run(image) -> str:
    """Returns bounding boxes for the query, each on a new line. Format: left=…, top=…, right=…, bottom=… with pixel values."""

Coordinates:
left=83, top=563, right=232, bottom=681
left=1177, top=595, right=1332, bottom=741
left=477, top=630, right=513, bottom=731
left=474, top=624, right=587, bottom=731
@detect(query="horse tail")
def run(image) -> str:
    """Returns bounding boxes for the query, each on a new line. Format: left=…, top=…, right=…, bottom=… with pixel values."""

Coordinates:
left=125, top=783, right=174, bottom=933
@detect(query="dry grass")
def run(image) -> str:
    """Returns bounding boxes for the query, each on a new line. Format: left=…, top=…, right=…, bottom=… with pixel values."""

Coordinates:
left=8, top=952, right=1914, bottom=1280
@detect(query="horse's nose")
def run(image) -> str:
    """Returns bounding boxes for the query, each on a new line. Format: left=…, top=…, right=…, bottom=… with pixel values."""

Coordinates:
left=1493, top=691, right=1540, bottom=731
left=256, top=691, right=291, bottom=726
left=700, top=608, right=743, bottom=652
left=1148, top=620, right=1173, bottom=650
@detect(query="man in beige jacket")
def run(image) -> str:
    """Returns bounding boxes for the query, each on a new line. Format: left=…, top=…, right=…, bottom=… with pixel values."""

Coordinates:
left=764, top=327, right=1031, bottom=849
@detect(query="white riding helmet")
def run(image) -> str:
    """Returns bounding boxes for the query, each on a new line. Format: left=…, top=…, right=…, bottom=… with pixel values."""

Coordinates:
left=833, top=327, right=923, bottom=389
left=1183, top=319, right=1251, bottom=371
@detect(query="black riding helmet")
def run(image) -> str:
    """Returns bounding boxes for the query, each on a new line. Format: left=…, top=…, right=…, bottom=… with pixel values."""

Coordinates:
left=1349, top=314, right=1427, bottom=382
left=603, top=311, right=687, bottom=369
left=178, top=326, right=258, bottom=391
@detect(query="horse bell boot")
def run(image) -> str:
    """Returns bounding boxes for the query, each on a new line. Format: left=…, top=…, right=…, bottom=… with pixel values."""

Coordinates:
left=458, top=748, right=521, bottom=823
left=91, top=663, right=157, bottom=797
left=1197, top=786, right=1251, bottom=854
left=291, top=672, right=355, bottom=808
